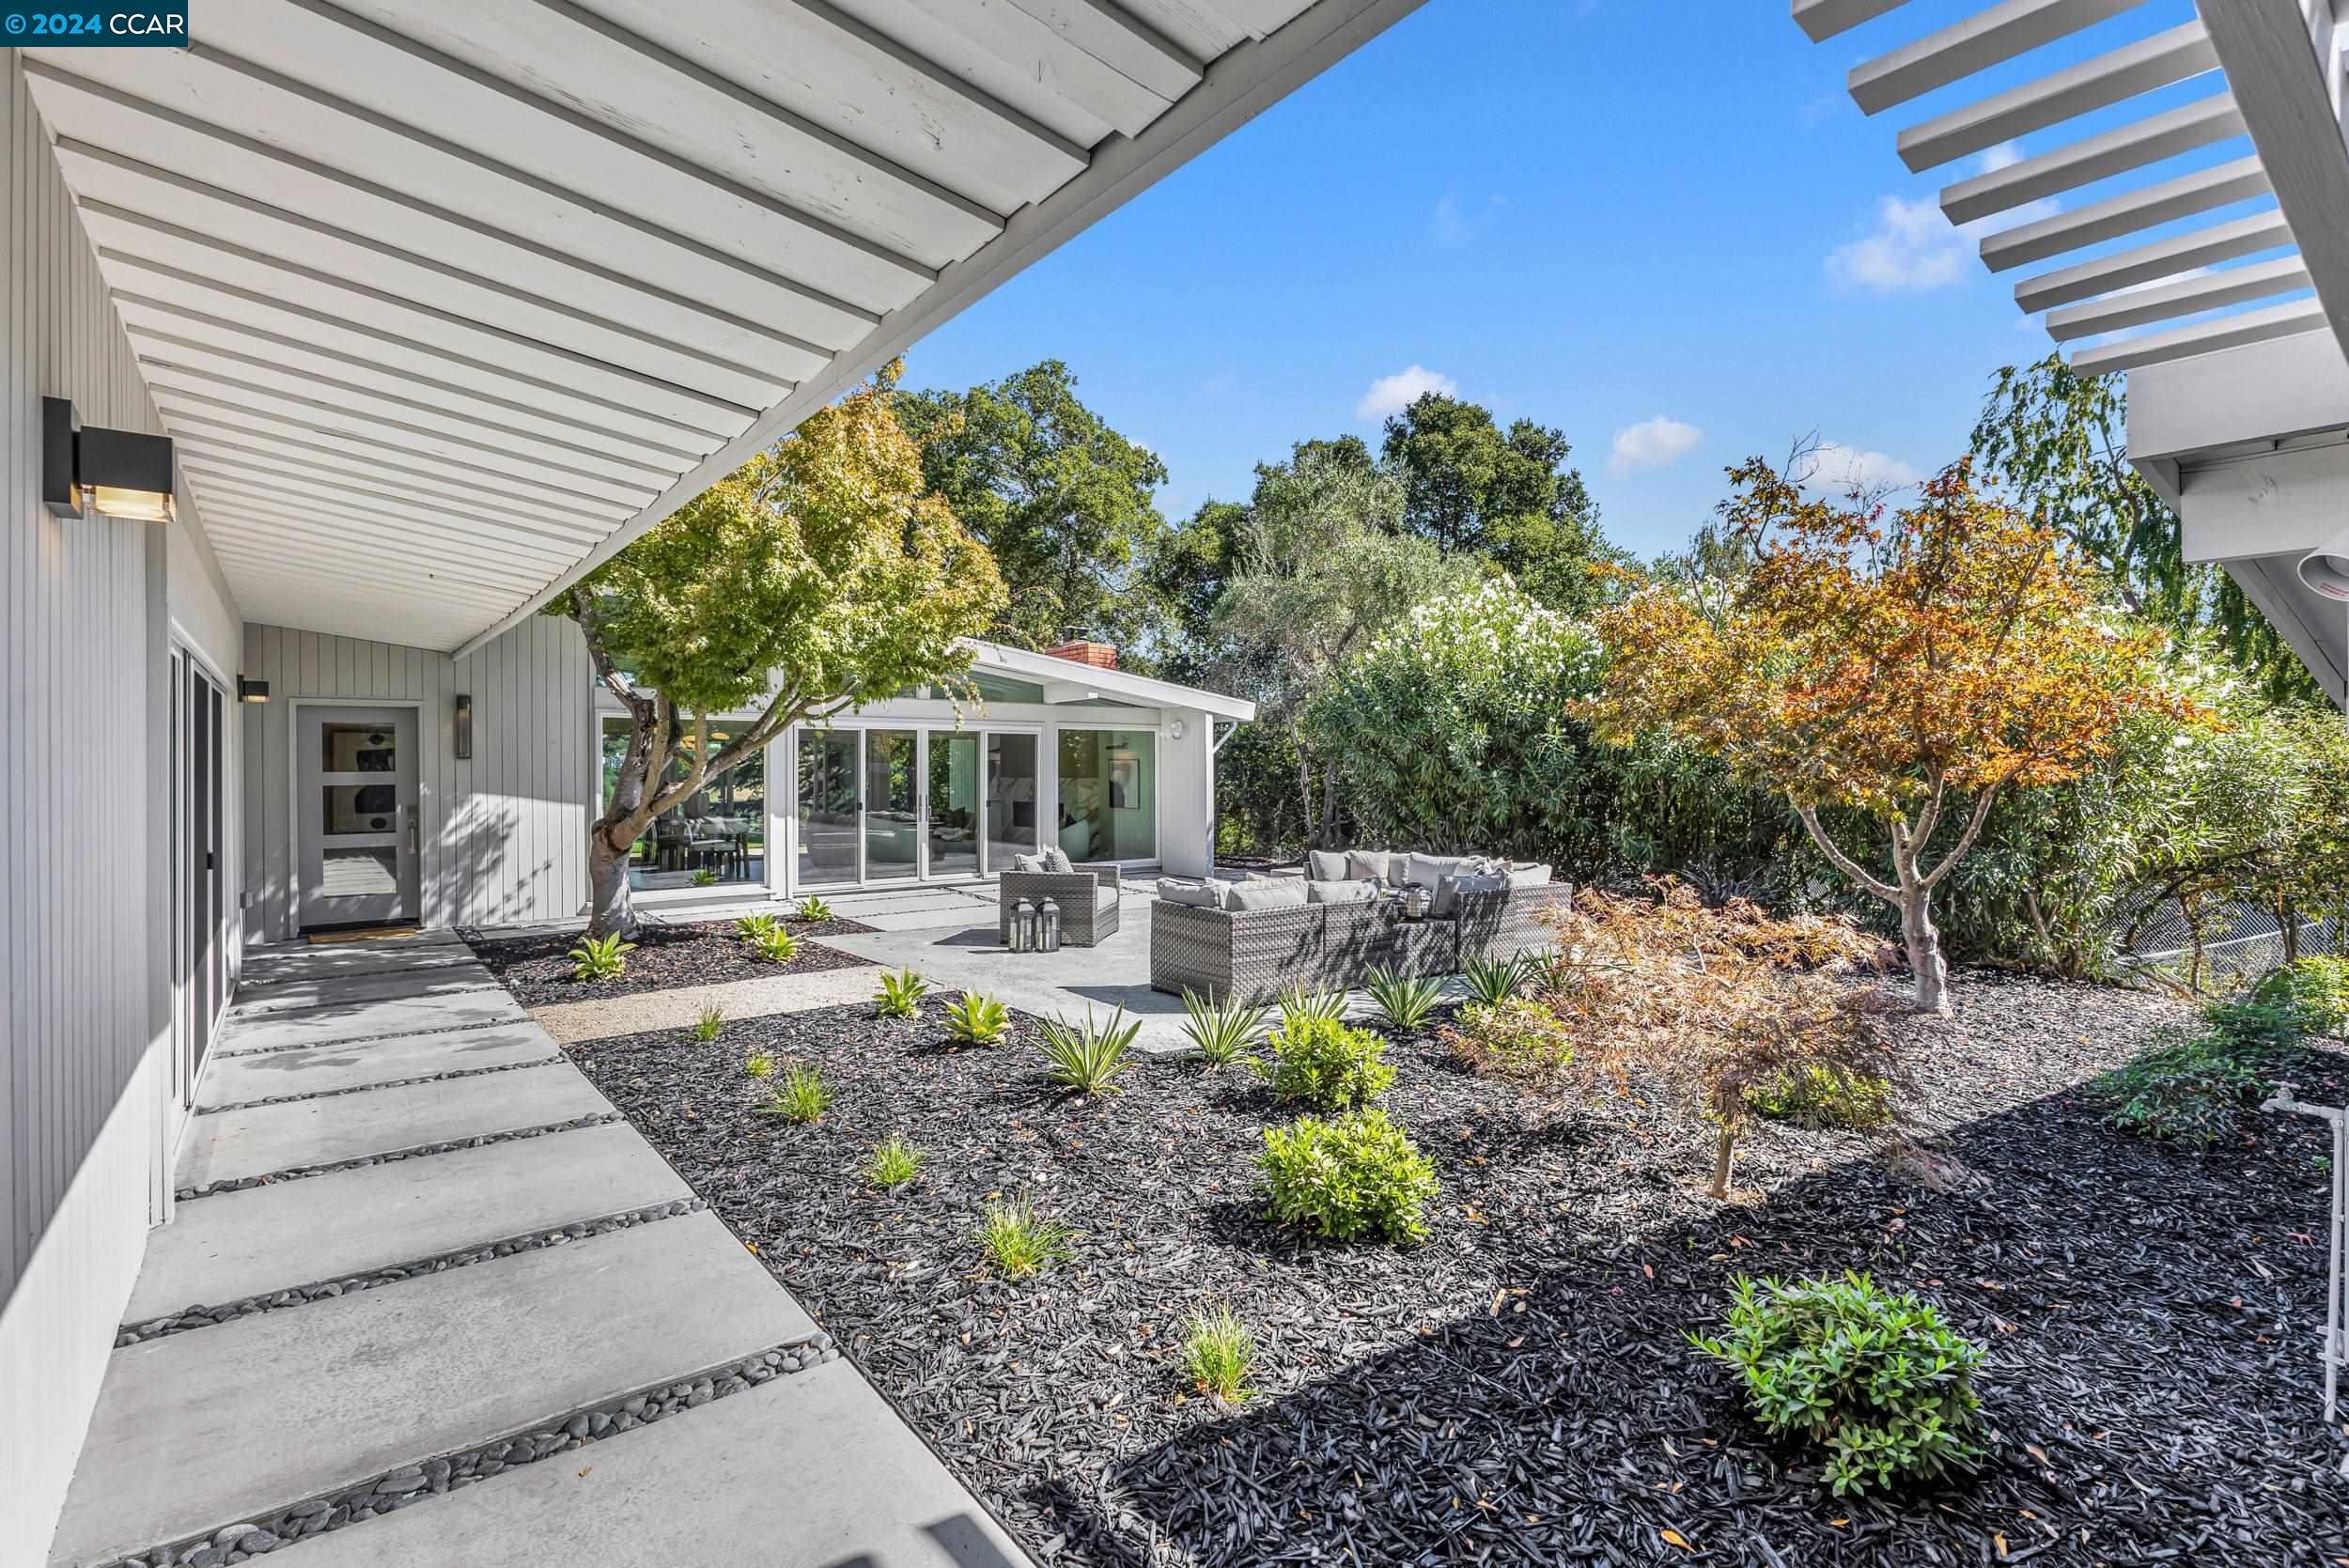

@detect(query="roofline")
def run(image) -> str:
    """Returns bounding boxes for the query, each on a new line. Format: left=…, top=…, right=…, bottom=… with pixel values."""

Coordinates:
left=964, top=639, right=1257, bottom=721
left=448, top=0, right=1428, bottom=660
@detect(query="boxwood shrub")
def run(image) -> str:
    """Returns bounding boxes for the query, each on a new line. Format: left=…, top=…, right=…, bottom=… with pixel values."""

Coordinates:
left=1257, top=1109, right=1436, bottom=1245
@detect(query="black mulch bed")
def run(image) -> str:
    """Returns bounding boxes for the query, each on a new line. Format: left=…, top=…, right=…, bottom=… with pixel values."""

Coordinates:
left=460, top=915, right=875, bottom=1006
left=568, top=973, right=2349, bottom=1567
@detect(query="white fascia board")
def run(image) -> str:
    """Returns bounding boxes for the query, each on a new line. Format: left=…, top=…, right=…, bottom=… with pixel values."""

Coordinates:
left=451, top=0, right=1429, bottom=660
left=2174, top=439, right=2349, bottom=564
left=2123, top=325, right=2349, bottom=459
left=964, top=639, right=1258, bottom=721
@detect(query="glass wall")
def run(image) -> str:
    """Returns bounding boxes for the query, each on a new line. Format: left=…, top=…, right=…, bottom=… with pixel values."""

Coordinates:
left=985, top=733, right=1038, bottom=870
left=599, top=716, right=766, bottom=891
left=927, top=732, right=980, bottom=877
left=1056, top=728, right=1156, bottom=863
left=795, top=728, right=859, bottom=885
left=864, top=728, right=919, bottom=880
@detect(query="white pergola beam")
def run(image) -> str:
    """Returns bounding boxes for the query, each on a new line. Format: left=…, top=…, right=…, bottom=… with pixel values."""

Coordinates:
left=2044, top=255, right=2311, bottom=338
left=1897, top=19, right=2216, bottom=172
left=2070, top=294, right=2328, bottom=374
left=1940, top=90, right=2242, bottom=224
left=1979, top=154, right=2270, bottom=270
left=2015, top=208, right=2294, bottom=310
left=2199, top=0, right=2349, bottom=363
left=1794, top=0, right=1912, bottom=45
left=1852, top=0, right=2143, bottom=116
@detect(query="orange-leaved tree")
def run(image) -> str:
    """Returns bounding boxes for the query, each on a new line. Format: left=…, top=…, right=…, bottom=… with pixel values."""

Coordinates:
left=1584, top=458, right=2184, bottom=1014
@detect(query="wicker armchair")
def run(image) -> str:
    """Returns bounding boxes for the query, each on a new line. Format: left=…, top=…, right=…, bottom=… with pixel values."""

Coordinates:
left=999, top=862, right=1123, bottom=948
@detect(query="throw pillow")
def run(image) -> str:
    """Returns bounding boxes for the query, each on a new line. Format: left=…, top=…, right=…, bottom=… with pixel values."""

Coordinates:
left=1506, top=862, right=1553, bottom=889
left=1307, top=877, right=1379, bottom=905
left=1010, top=853, right=1043, bottom=874
left=1346, top=849, right=1395, bottom=885
left=1434, top=870, right=1509, bottom=916
left=1224, top=877, right=1311, bottom=912
left=1406, top=852, right=1470, bottom=891
left=1307, top=848, right=1349, bottom=882
left=1041, top=846, right=1075, bottom=874
left=1155, top=877, right=1223, bottom=908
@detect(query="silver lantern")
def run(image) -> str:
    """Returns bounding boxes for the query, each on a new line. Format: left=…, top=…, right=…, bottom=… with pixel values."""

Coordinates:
left=1008, top=897, right=1034, bottom=952
left=1037, top=896, right=1062, bottom=953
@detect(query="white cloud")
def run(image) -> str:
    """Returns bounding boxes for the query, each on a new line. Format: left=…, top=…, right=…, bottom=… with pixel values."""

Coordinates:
left=1799, top=441, right=1921, bottom=496
left=1356, top=365, right=1458, bottom=421
left=1977, top=140, right=2027, bottom=174
left=1608, top=415, right=1703, bottom=478
left=1829, top=145, right=2060, bottom=294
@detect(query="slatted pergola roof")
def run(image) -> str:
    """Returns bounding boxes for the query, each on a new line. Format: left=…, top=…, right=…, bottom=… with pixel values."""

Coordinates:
left=23, top=0, right=1420, bottom=653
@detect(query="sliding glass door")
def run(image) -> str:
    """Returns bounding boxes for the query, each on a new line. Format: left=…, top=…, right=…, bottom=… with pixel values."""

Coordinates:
left=795, top=729, right=860, bottom=886
left=790, top=724, right=1049, bottom=891
left=926, top=731, right=981, bottom=878
left=863, top=729, right=920, bottom=881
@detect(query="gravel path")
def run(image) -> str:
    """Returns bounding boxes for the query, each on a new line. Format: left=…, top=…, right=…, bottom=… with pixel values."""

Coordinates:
left=562, top=972, right=2349, bottom=1567
left=528, top=967, right=886, bottom=1045
left=462, top=917, right=873, bottom=1008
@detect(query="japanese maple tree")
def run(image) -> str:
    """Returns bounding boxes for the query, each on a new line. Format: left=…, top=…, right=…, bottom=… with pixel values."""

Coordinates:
left=1585, top=458, right=2181, bottom=1014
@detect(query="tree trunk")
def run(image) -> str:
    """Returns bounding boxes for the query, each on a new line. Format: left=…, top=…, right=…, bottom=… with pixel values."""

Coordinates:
left=1899, top=889, right=1951, bottom=1016
left=587, top=824, right=638, bottom=940
left=1296, top=737, right=1319, bottom=852
left=1708, top=1123, right=1736, bottom=1200
left=1319, top=762, right=1340, bottom=850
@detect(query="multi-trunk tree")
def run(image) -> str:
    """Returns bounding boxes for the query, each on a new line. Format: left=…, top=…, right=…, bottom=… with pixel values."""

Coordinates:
left=1585, top=457, right=2184, bottom=1014
left=555, top=371, right=1003, bottom=939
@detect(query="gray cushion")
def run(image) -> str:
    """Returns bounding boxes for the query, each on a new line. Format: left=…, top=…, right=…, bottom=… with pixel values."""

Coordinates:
left=1346, top=849, right=1396, bottom=884
left=1405, top=852, right=1472, bottom=891
left=1155, top=877, right=1223, bottom=908
left=1307, top=849, right=1349, bottom=881
left=1224, top=877, right=1311, bottom=912
left=1097, top=884, right=1118, bottom=913
left=1307, top=878, right=1379, bottom=905
left=1010, top=853, right=1044, bottom=874
left=1506, top=862, right=1552, bottom=889
left=1041, top=846, right=1075, bottom=874
left=1435, top=870, right=1509, bottom=917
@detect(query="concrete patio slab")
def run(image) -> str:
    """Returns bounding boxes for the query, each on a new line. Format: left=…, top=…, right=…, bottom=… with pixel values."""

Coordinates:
left=226, top=965, right=499, bottom=1017
left=175, top=1063, right=614, bottom=1190
left=213, top=988, right=530, bottom=1053
left=273, top=1358, right=1032, bottom=1568
left=528, top=967, right=883, bottom=1044
left=47, top=1214, right=814, bottom=1568
left=125, top=1124, right=691, bottom=1322
left=237, top=946, right=483, bottom=987
left=195, top=1021, right=563, bottom=1107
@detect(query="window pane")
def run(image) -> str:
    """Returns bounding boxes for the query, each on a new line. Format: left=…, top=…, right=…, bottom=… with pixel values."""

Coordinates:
left=796, top=728, right=860, bottom=886
left=1056, top=728, right=1156, bottom=862
left=322, top=784, right=398, bottom=835
left=927, top=732, right=980, bottom=878
left=985, top=734, right=1037, bottom=870
left=602, top=715, right=766, bottom=891
left=865, top=729, right=918, bottom=880
left=321, top=722, right=396, bottom=772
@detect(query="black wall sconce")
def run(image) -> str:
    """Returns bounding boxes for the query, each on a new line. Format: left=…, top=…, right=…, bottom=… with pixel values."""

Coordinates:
left=454, top=693, right=474, bottom=760
left=237, top=677, right=270, bottom=704
left=43, top=396, right=176, bottom=523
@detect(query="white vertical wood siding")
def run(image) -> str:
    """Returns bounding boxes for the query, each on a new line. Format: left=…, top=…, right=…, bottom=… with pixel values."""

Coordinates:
left=0, top=54, right=243, bottom=1568
left=241, top=616, right=594, bottom=939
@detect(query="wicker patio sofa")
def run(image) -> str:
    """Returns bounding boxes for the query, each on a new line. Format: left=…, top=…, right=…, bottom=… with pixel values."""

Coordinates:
left=998, top=861, right=1123, bottom=947
left=1150, top=873, right=1568, bottom=1005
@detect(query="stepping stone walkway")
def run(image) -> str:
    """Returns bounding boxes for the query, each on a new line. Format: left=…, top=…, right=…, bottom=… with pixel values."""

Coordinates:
left=45, top=931, right=1030, bottom=1568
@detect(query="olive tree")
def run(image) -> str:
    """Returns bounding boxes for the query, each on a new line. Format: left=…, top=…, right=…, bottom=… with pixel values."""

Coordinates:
left=557, top=373, right=1003, bottom=938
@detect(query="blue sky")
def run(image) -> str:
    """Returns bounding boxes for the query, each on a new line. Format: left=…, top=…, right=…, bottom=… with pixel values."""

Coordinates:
left=902, top=0, right=2231, bottom=563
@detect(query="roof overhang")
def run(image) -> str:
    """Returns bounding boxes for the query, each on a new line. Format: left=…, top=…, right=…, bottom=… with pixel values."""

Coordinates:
left=1792, top=0, right=2349, bottom=706
left=963, top=639, right=1259, bottom=721
left=26, top=0, right=1423, bottom=655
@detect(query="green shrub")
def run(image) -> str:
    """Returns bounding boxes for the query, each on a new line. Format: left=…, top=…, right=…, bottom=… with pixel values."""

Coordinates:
left=1364, top=967, right=1444, bottom=1032
left=864, top=1133, right=926, bottom=1188
left=749, top=924, right=801, bottom=964
left=760, top=1061, right=830, bottom=1124
left=1443, top=996, right=1574, bottom=1084
left=1180, top=989, right=1265, bottom=1068
left=1257, top=1110, right=1437, bottom=1244
left=943, top=991, right=1009, bottom=1047
left=1275, top=984, right=1347, bottom=1032
left=2093, top=1024, right=2273, bottom=1145
left=1461, top=950, right=1535, bottom=1007
left=1036, top=1007, right=1139, bottom=1094
left=1749, top=1063, right=1893, bottom=1132
left=978, top=1195, right=1070, bottom=1276
left=2248, top=960, right=2349, bottom=1035
left=743, top=1048, right=776, bottom=1081
left=735, top=913, right=781, bottom=942
left=875, top=968, right=930, bottom=1019
left=568, top=932, right=633, bottom=981
left=1253, top=1016, right=1394, bottom=1110
left=796, top=894, right=836, bottom=924
left=1179, top=1304, right=1256, bottom=1405
left=2205, top=996, right=2311, bottom=1053
left=686, top=1000, right=724, bottom=1044
left=691, top=867, right=719, bottom=887
left=1690, top=1273, right=1984, bottom=1497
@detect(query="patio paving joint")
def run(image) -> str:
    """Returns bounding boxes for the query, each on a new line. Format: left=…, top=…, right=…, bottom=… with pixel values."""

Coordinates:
left=175, top=1113, right=625, bottom=1201
left=194, top=1058, right=561, bottom=1117
left=211, top=1018, right=527, bottom=1059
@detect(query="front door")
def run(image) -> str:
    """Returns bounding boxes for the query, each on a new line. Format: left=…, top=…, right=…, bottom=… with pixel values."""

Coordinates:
left=298, top=706, right=420, bottom=929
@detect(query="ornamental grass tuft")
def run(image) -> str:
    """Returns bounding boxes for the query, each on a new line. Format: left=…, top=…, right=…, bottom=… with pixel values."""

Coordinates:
left=978, top=1194, right=1070, bottom=1277
left=1179, top=1303, right=1257, bottom=1405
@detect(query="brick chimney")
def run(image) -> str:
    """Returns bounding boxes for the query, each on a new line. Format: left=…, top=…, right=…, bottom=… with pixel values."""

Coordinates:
left=1044, top=639, right=1117, bottom=670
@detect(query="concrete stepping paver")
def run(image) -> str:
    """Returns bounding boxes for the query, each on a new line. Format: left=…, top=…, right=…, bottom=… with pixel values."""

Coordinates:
left=227, top=966, right=499, bottom=1017
left=529, top=966, right=881, bottom=1044
left=257, top=1359, right=1031, bottom=1568
left=215, top=988, right=529, bottom=1053
left=175, top=1063, right=614, bottom=1191
left=195, top=1021, right=563, bottom=1107
left=47, top=1214, right=815, bottom=1568
left=125, top=1124, right=690, bottom=1322
left=238, top=949, right=483, bottom=987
